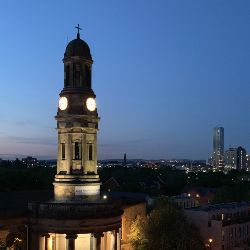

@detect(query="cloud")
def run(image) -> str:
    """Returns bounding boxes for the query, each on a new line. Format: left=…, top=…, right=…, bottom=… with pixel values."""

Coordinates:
left=8, top=136, right=57, bottom=146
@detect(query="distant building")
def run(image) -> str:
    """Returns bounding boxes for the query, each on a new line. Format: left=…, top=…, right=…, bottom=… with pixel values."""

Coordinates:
left=170, top=194, right=199, bottom=209
left=225, top=148, right=237, bottom=170
left=247, top=155, right=250, bottom=171
left=22, top=156, right=38, bottom=168
left=212, top=127, right=224, bottom=168
left=236, top=147, right=247, bottom=171
left=123, top=153, right=127, bottom=166
left=186, top=202, right=250, bottom=250
left=182, top=187, right=219, bottom=205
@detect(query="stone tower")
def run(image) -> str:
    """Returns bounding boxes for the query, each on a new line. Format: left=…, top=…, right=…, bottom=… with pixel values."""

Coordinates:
left=54, top=27, right=100, bottom=201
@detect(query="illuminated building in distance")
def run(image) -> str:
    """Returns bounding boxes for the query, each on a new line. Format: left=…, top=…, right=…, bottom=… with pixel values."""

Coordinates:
left=212, top=127, right=224, bottom=168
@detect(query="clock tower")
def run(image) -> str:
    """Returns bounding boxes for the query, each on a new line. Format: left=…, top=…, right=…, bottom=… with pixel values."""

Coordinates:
left=54, top=26, right=100, bottom=201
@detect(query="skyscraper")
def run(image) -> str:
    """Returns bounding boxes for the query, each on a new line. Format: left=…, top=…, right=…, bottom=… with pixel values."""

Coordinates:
left=225, top=148, right=237, bottom=169
left=236, top=146, right=247, bottom=171
left=212, top=127, right=224, bottom=168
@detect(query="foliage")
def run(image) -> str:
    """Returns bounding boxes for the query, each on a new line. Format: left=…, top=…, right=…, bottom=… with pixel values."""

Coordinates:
left=212, top=182, right=250, bottom=204
left=99, top=167, right=187, bottom=196
left=128, top=216, right=147, bottom=250
left=129, top=197, right=205, bottom=250
left=0, top=166, right=56, bottom=191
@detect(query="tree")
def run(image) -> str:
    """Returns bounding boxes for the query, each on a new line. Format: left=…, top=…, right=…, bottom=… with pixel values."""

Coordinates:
left=129, top=197, right=205, bottom=250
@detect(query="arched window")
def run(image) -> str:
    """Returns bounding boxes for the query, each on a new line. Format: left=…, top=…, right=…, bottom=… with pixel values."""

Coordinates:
left=75, top=64, right=81, bottom=86
left=65, top=65, right=70, bottom=86
left=73, top=142, right=81, bottom=160
left=85, top=65, right=91, bottom=87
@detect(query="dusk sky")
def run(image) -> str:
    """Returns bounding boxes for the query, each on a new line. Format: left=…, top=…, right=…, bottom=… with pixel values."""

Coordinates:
left=0, top=1, right=249, bottom=160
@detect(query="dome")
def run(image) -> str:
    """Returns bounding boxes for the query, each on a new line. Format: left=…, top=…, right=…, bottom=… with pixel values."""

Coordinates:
left=64, top=34, right=92, bottom=60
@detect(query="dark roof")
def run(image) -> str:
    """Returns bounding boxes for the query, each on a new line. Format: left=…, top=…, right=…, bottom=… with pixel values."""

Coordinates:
left=105, top=191, right=148, bottom=206
left=0, top=190, right=53, bottom=215
left=188, top=201, right=250, bottom=212
left=64, top=37, right=92, bottom=59
left=183, top=187, right=220, bottom=196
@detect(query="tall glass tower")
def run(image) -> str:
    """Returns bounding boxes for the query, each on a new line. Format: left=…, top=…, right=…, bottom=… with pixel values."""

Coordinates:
left=213, top=127, right=224, bottom=168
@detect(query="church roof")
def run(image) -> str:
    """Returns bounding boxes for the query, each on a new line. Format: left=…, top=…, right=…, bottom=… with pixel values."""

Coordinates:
left=64, top=34, right=92, bottom=60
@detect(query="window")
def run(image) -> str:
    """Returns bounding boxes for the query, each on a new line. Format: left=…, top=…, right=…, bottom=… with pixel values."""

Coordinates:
left=75, top=142, right=80, bottom=160
left=65, top=65, right=70, bottom=86
left=88, top=144, right=93, bottom=160
left=61, top=143, right=65, bottom=160
left=75, top=64, right=81, bottom=86
left=85, top=65, right=91, bottom=87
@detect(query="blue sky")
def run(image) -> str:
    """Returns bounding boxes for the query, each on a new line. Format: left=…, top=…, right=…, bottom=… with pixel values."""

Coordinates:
left=0, top=0, right=249, bottom=160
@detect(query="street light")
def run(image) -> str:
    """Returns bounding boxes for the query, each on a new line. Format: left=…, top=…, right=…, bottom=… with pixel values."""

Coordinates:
left=208, top=238, right=213, bottom=250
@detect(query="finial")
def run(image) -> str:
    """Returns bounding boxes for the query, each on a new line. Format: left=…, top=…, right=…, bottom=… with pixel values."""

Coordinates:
left=75, top=24, right=82, bottom=39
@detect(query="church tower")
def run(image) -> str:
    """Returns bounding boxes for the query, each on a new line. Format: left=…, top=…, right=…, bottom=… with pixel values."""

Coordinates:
left=54, top=25, right=100, bottom=201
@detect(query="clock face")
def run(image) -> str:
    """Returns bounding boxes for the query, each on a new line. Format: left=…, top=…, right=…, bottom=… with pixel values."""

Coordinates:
left=58, top=96, right=68, bottom=110
left=86, top=97, right=96, bottom=111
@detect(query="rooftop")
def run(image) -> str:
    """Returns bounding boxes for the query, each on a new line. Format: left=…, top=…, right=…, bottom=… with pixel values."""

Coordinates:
left=188, top=201, right=250, bottom=212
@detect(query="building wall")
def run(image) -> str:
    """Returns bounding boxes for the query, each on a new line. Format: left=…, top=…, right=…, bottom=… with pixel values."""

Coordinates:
left=186, top=207, right=250, bottom=250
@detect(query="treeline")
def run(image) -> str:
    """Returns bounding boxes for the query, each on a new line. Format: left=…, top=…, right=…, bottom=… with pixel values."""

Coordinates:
left=1, top=161, right=250, bottom=204
left=99, top=166, right=187, bottom=196
left=212, top=182, right=250, bottom=204
left=0, top=166, right=55, bottom=191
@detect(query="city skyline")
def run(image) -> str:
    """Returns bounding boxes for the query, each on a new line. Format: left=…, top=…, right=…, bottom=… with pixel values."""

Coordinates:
left=0, top=1, right=250, bottom=160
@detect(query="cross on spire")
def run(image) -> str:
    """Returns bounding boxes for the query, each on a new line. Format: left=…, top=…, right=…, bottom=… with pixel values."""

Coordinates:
left=75, top=24, right=82, bottom=39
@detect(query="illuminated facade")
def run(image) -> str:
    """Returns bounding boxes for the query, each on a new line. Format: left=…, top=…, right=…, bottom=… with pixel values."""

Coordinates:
left=54, top=25, right=100, bottom=201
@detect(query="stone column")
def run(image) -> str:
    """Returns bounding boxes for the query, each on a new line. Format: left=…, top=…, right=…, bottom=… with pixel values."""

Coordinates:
left=38, top=234, right=45, bottom=250
left=93, top=233, right=103, bottom=250
left=116, top=229, right=121, bottom=250
left=43, top=234, right=50, bottom=250
left=66, top=133, right=72, bottom=174
left=90, top=234, right=96, bottom=250
left=66, top=234, right=77, bottom=250
left=110, top=231, right=116, bottom=250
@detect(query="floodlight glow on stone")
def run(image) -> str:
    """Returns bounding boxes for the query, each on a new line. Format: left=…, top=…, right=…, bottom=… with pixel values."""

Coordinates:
left=86, top=97, right=96, bottom=111
left=58, top=97, right=68, bottom=110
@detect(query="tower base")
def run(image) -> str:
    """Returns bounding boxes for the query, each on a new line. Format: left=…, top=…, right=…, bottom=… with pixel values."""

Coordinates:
left=53, top=174, right=101, bottom=201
